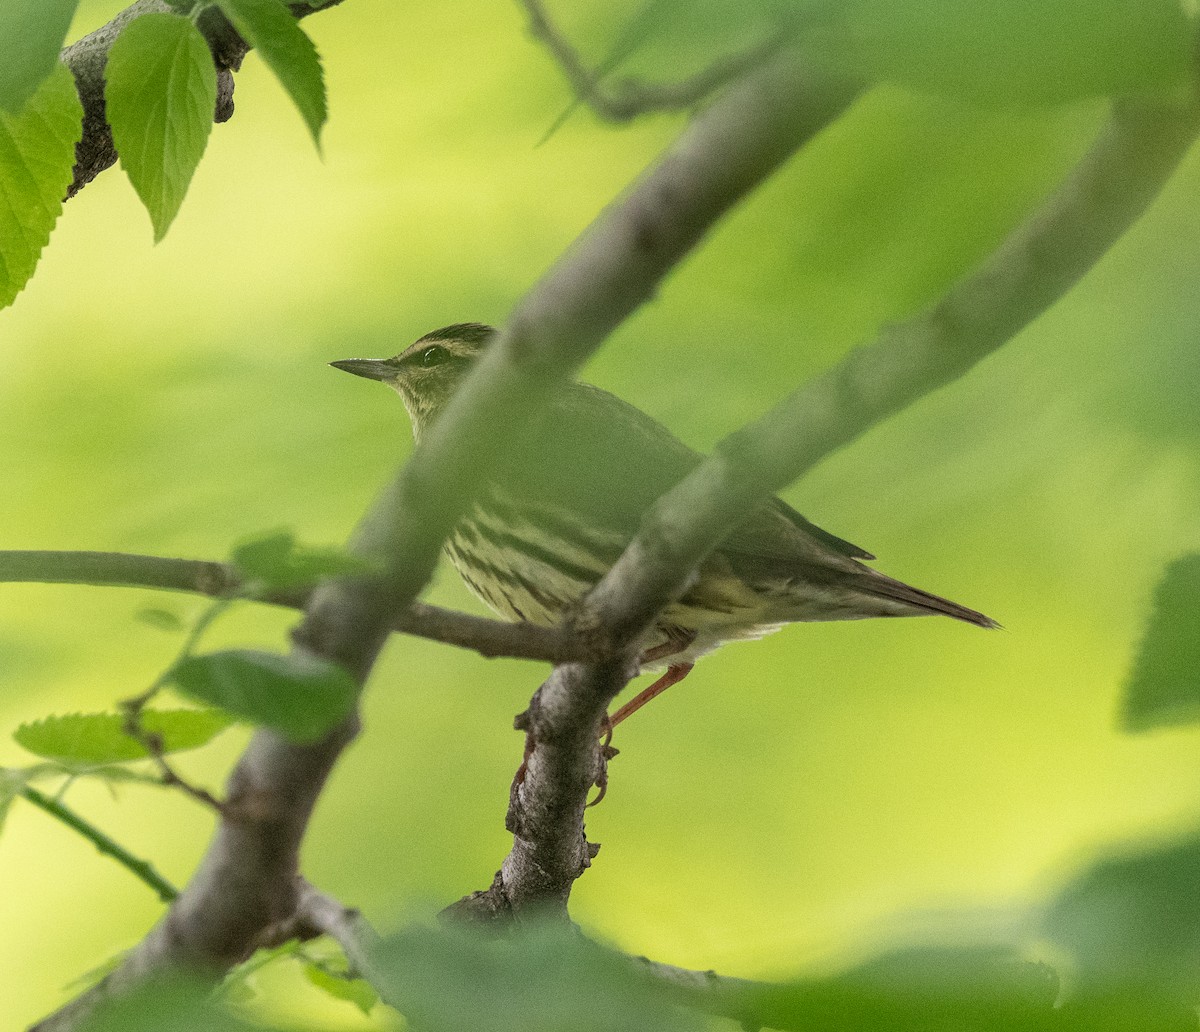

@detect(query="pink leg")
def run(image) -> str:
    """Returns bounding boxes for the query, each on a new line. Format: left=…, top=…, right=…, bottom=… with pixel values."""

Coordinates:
left=606, top=662, right=695, bottom=730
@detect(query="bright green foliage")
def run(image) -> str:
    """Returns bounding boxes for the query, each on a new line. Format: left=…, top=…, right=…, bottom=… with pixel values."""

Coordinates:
left=212, top=0, right=326, bottom=147
left=13, top=709, right=235, bottom=764
left=105, top=13, right=218, bottom=243
left=0, top=0, right=82, bottom=113
left=303, top=961, right=379, bottom=1015
left=78, top=977, right=257, bottom=1032
left=809, top=0, right=1192, bottom=107
left=1046, top=830, right=1200, bottom=999
left=1122, top=554, right=1200, bottom=732
left=0, top=63, right=83, bottom=310
left=375, top=924, right=706, bottom=1032
left=231, top=529, right=374, bottom=590
left=168, top=649, right=357, bottom=741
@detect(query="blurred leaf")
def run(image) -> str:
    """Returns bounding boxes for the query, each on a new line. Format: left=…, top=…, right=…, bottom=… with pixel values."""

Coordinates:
left=723, top=946, right=1058, bottom=1031
left=303, top=961, right=379, bottom=1015
left=13, top=709, right=235, bottom=764
left=808, top=0, right=1191, bottom=107
left=0, top=0, right=81, bottom=113
left=136, top=607, right=186, bottom=632
left=168, top=649, right=357, bottom=742
left=375, top=923, right=704, bottom=1032
left=212, top=0, right=326, bottom=147
left=79, top=977, right=257, bottom=1032
left=231, top=529, right=374, bottom=590
left=1123, top=555, right=1200, bottom=732
left=1046, top=830, right=1200, bottom=996
left=63, top=950, right=129, bottom=994
left=105, top=12, right=218, bottom=242
left=0, top=62, right=83, bottom=310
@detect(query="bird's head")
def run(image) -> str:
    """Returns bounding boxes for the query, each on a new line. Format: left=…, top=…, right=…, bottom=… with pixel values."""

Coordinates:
left=331, top=323, right=495, bottom=437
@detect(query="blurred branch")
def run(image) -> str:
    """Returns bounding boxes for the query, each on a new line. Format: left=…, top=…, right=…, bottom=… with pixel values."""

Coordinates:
left=520, top=0, right=786, bottom=122
left=579, top=94, right=1200, bottom=655
left=288, top=881, right=388, bottom=991
left=60, top=0, right=343, bottom=198
left=449, top=92, right=1200, bottom=922
left=33, top=48, right=860, bottom=1029
left=19, top=786, right=180, bottom=904
left=0, top=550, right=586, bottom=664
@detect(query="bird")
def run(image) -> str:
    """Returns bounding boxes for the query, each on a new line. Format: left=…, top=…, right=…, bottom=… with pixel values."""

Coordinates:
left=332, top=323, right=996, bottom=729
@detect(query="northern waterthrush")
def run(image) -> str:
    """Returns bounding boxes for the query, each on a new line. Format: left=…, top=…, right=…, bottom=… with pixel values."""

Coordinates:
left=333, top=324, right=996, bottom=725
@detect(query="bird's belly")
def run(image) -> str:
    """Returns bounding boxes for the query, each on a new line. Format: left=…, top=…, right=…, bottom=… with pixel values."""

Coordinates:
left=444, top=513, right=613, bottom=627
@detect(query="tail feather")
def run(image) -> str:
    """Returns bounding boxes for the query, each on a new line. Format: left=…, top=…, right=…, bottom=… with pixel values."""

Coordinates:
left=853, top=571, right=999, bottom=629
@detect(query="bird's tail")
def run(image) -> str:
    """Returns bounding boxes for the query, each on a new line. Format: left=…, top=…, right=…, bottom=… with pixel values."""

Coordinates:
left=852, top=570, right=999, bottom=629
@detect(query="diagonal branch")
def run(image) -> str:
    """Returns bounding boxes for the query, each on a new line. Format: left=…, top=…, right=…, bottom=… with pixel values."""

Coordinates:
left=61, top=0, right=343, bottom=198
left=580, top=94, right=1200, bottom=650
left=449, top=93, right=1200, bottom=921
left=0, top=550, right=587, bottom=664
left=33, top=48, right=855, bottom=1032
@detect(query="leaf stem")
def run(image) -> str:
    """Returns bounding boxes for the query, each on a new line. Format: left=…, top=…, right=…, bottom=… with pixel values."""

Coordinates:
left=19, top=786, right=179, bottom=903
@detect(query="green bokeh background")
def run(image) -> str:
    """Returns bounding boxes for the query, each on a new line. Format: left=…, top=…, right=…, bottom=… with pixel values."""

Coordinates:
left=3, top=1, right=1200, bottom=1026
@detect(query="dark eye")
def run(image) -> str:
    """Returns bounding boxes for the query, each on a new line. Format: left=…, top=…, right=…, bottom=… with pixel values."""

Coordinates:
left=420, top=346, right=449, bottom=367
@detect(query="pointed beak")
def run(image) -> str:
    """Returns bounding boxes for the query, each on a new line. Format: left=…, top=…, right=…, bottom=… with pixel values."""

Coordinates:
left=330, top=358, right=396, bottom=382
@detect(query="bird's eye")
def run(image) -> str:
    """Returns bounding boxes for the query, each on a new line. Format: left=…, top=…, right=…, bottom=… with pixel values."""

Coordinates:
left=420, top=346, right=449, bottom=367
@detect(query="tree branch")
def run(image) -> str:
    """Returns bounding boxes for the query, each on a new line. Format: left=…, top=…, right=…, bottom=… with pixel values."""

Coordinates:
left=34, top=49, right=858, bottom=1029
left=60, top=0, right=343, bottom=198
left=0, top=550, right=585, bottom=664
left=450, top=93, right=1200, bottom=922
left=580, top=94, right=1200, bottom=652
left=19, top=786, right=180, bottom=904
left=520, top=0, right=786, bottom=122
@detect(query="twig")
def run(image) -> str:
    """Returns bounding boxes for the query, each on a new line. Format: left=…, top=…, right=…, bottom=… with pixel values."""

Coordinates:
left=290, top=881, right=386, bottom=990
left=19, top=786, right=179, bottom=903
left=521, top=0, right=785, bottom=122
left=0, top=550, right=587, bottom=664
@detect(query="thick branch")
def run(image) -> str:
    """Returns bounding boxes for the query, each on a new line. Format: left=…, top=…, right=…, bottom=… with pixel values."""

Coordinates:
left=0, top=550, right=585, bottom=664
left=60, top=0, right=342, bottom=198
left=581, top=94, right=1200, bottom=650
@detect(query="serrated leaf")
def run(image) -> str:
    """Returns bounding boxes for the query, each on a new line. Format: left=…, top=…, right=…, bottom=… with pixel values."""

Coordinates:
left=105, top=13, right=217, bottom=242
left=231, top=529, right=374, bottom=590
left=212, top=0, right=326, bottom=146
left=1122, top=555, right=1200, bottom=732
left=0, top=0, right=82, bottom=113
left=810, top=0, right=1191, bottom=108
left=13, top=709, right=235, bottom=764
left=304, top=962, right=378, bottom=1015
left=168, top=649, right=356, bottom=742
left=0, top=62, right=84, bottom=310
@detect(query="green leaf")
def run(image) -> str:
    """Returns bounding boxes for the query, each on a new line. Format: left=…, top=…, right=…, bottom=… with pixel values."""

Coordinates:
left=303, top=962, right=378, bottom=1015
left=0, top=62, right=84, bottom=310
left=212, top=0, right=326, bottom=146
left=167, top=649, right=357, bottom=742
left=0, top=0, right=82, bottom=113
left=231, top=529, right=374, bottom=590
left=13, top=709, right=235, bottom=764
left=1046, top=830, right=1200, bottom=997
left=374, top=924, right=705, bottom=1032
left=105, top=13, right=217, bottom=242
left=809, top=0, right=1192, bottom=108
left=1122, top=554, right=1200, bottom=732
